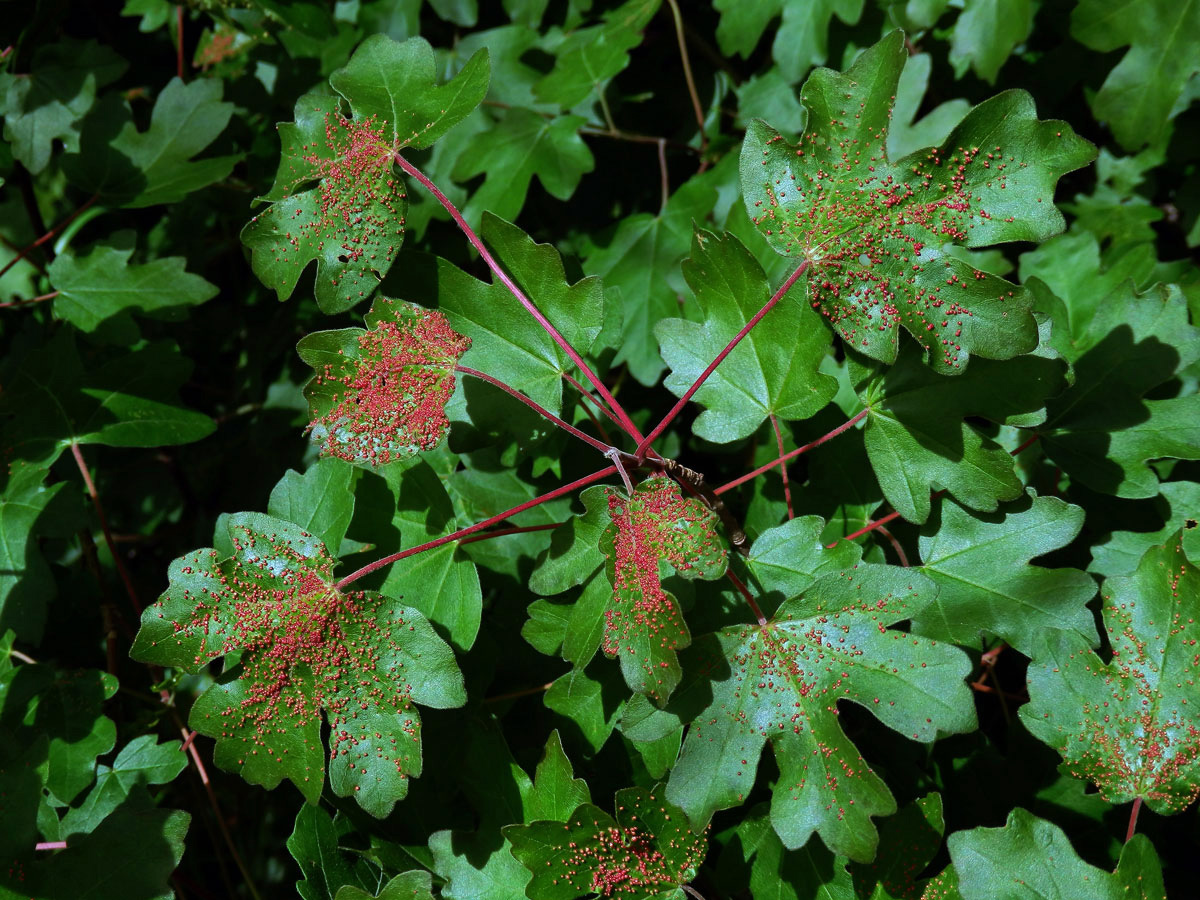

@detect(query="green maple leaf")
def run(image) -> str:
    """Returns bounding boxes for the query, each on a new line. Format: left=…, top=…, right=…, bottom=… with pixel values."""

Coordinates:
left=850, top=793, right=945, bottom=899
left=713, top=0, right=865, bottom=81
left=394, top=216, right=608, bottom=417
left=944, top=808, right=1166, bottom=900
left=335, top=873, right=435, bottom=900
left=0, top=465, right=71, bottom=643
left=0, top=329, right=215, bottom=471
left=47, top=241, right=218, bottom=333
left=656, top=228, right=838, bottom=443
left=63, top=76, right=238, bottom=207
left=579, top=174, right=716, bottom=387
left=299, top=296, right=471, bottom=467
left=1021, top=533, right=1200, bottom=815
left=533, top=0, right=658, bottom=107
left=452, top=107, right=594, bottom=225
left=545, top=663, right=626, bottom=755
left=947, top=0, right=1035, bottom=84
left=242, top=36, right=488, bottom=313
left=505, top=784, right=708, bottom=900
left=289, top=805, right=380, bottom=900
left=850, top=341, right=1065, bottom=523
left=1070, top=0, right=1200, bottom=150
left=1090, top=481, right=1200, bottom=578
left=912, top=493, right=1098, bottom=655
left=0, top=37, right=126, bottom=174
left=130, top=512, right=466, bottom=817
left=740, top=31, right=1094, bottom=374
left=267, top=457, right=360, bottom=556
left=665, top=563, right=975, bottom=861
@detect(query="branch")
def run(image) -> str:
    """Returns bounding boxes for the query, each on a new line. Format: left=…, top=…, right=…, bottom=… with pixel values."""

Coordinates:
left=335, top=464, right=618, bottom=589
left=664, top=0, right=708, bottom=166
left=455, top=366, right=612, bottom=454
left=393, top=153, right=645, bottom=444
left=770, top=414, right=794, bottom=520
left=0, top=194, right=99, bottom=280
left=0, top=290, right=58, bottom=309
left=725, top=567, right=766, bottom=627
left=715, top=408, right=869, bottom=495
left=72, top=443, right=143, bottom=615
left=636, top=259, right=810, bottom=457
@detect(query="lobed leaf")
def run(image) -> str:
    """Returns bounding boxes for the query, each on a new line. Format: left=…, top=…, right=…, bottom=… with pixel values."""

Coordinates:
left=1021, top=533, right=1200, bottom=814
left=740, top=31, right=1094, bottom=373
left=131, top=512, right=466, bottom=816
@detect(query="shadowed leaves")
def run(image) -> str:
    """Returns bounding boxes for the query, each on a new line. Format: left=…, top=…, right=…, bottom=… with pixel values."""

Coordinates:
left=740, top=31, right=1094, bottom=374
left=131, top=513, right=465, bottom=817
left=1021, top=533, right=1200, bottom=815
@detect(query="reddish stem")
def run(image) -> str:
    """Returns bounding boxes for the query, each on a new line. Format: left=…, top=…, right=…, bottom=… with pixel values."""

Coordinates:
left=716, top=408, right=869, bottom=496
left=636, top=259, right=810, bottom=457
left=834, top=509, right=904, bottom=547
left=1011, top=432, right=1040, bottom=455
left=72, top=443, right=142, bottom=615
left=561, top=371, right=624, bottom=439
left=457, top=522, right=559, bottom=546
left=35, top=842, right=68, bottom=851
left=455, top=366, right=611, bottom=454
left=0, top=194, right=98, bottom=280
left=335, top=464, right=617, bottom=589
left=726, top=567, right=767, bottom=626
left=770, top=414, right=794, bottom=520
left=0, top=290, right=58, bottom=309
left=176, top=6, right=185, bottom=79
left=393, top=154, right=644, bottom=444
left=874, top=524, right=909, bottom=567
left=1125, top=797, right=1142, bottom=843
left=483, top=681, right=553, bottom=704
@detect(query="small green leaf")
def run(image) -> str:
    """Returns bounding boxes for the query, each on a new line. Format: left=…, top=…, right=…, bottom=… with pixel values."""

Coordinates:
left=544, top=663, right=625, bottom=754
left=334, top=872, right=435, bottom=900
left=268, top=458, right=360, bottom=555
left=713, top=0, right=865, bottom=81
left=131, top=512, right=465, bottom=816
left=849, top=793, right=944, bottom=899
left=0, top=466, right=69, bottom=643
left=64, top=77, right=237, bottom=207
left=666, top=564, right=975, bottom=861
left=299, top=296, right=470, bottom=467
left=429, top=829, right=531, bottom=900
left=290, top=804, right=378, bottom=900
left=743, top=514, right=863, bottom=599
left=505, top=783, right=708, bottom=900
left=914, top=493, right=1098, bottom=654
left=656, top=228, right=838, bottom=443
left=741, top=31, right=1094, bottom=373
left=948, top=0, right=1035, bottom=84
left=60, top=736, right=188, bottom=839
left=48, top=241, right=218, bottom=333
left=527, top=730, right=591, bottom=822
left=1021, top=533, right=1200, bottom=814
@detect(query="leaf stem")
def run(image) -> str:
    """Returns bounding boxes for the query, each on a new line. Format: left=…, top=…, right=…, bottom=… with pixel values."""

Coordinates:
left=657, top=138, right=669, bottom=214
left=1125, top=797, right=1142, bottom=843
left=393, top=153, right=645, bottom=444
left=175, top=6, right=185, bottom=79
left=71, top=443, right=143, bottom=615
left=334, top=464, right=618, bottom=589
left=0, top=290, right=58, bottom=309
left=664, top=0, right=708, bottom=166
left=636, top=259, right=810, bottom=458
left=0, top=194, right=99, bottom=280
left=455, top=366, right=612, bottom=454
left=726, top=566, right=767, bottom=626
left=457, top=523, right=559, bottom=546
left=716, top=408, right=869, bottom=495
left=561, top=371, right=625, bottom=439
left=1011, top=431, right=1040, bottom=455
left=769, top=414, right=794, bottom=520
left=483, top=681, right=553, bottom=704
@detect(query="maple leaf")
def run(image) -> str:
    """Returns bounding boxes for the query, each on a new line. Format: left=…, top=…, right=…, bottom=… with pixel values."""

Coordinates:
left=713, top=0, right=865, bottom=81
left=1070, top=0, right=1200, bottom=150
left=947, top=0, right=1035, bottom=84
left=741, top=31, right=1094, bottom=373
left=1021, top=533, right=1200, bottom=815
left=130, top=513, right=466, bottom=817
left=242, top=36, right=489, bottom=313
left=505, top=784, right=708, bottom=900
left=298, top=296, right=470, bottom=467
left=656, top=228, right=838, bottom=443
left=665, top=563, right=975, bottom=861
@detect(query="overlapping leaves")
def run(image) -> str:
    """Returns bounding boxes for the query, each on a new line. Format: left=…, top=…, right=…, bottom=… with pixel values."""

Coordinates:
left=131, top=513, right=465, bottom=817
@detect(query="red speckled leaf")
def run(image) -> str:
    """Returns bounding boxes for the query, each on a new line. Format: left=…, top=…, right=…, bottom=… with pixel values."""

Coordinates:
left=592, top=476, right=728, bottom=704
left=504, top=783, right=708, bottom=900
left=740, top=31, right=1095, bottom=374
left=130, top=513, right=465, bottom=817
left=665, top=564, right=975, bottom=862
left=298, top=296, right=470, bottom=467
left=1021, top=532, right=1200, bottom=815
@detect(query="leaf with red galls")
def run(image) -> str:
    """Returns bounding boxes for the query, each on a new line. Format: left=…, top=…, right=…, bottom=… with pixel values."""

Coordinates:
left=504, top=784, right=708, bottom=900
left=130, top=512, right=465, bottom=817
left=595, top=476, right=728, bottom=704
left=1021, top=532, right=1200, bottom=815
left=665, top=563, right=975, bottom=862
left=740, top=31, right=1095, bottom=374
left=299, top=296, right=470, bottom=468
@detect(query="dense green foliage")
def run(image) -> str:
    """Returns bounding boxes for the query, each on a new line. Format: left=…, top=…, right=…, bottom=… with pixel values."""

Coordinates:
left=2, top=1, right=1199, bottom=898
